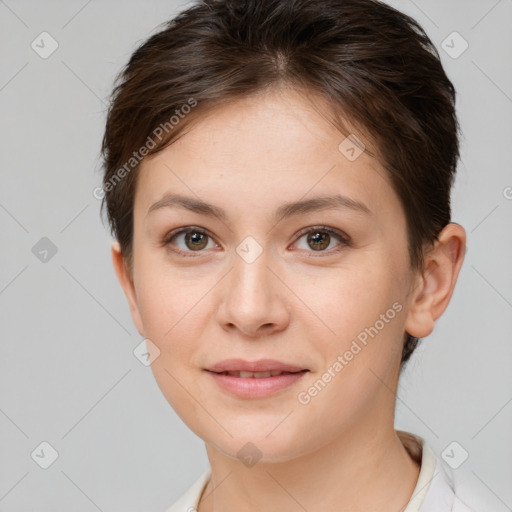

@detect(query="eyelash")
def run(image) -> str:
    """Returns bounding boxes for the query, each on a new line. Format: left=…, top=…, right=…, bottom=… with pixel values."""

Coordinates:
left=162, top=225, right=351, bottom=258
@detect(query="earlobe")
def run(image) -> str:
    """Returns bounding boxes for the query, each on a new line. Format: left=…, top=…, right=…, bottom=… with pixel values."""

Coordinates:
left=404, top=223, right=466, bottom=339
left=111, top=241, right=145, bottom=336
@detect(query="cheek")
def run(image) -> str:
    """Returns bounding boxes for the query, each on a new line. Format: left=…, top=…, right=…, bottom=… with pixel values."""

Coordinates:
left=133, top=264, right=220, bottom=382
left=293, top=263, right=392, bottom=334
left=133, top=246, right=195, bottom=329
left=295, top=262, right=407, bottom=377
left=134, top=269, right=210, bottom=423
left=293, top=276, right=405, bottom=438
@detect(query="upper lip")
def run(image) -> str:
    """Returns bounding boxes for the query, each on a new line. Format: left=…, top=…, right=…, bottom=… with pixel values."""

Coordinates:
left=206, top=358, right=307, bottom=373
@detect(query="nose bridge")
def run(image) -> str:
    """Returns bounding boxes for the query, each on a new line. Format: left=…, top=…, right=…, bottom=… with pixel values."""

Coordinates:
left=217, top=236, right=288, bottom=335
left=230, top=238, right=274, bottom=310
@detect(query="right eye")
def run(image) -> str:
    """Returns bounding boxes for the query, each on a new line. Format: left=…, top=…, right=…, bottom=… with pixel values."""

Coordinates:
left=163, top=226, right=220, bottom=257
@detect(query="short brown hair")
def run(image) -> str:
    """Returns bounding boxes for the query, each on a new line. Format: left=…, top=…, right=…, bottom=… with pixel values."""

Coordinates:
left=100, top=0, right=461, bottom=366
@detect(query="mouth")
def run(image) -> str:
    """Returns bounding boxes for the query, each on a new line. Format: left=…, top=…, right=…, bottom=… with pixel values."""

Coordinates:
left=208, top=370, right=307, bottom=378
left=205, top=358, right=308, bottom=374
left=204, top=360, right=309, bottom=398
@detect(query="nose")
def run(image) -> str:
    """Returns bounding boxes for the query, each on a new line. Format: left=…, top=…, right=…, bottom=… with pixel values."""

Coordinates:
left=215, top=245, right=290, bottom=338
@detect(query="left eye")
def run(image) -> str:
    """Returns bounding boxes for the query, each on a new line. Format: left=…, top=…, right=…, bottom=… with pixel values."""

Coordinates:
left=293, top=227, right=349, bottom=254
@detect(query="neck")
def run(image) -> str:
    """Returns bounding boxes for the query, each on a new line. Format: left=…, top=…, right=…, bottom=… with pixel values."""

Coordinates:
left=198, top=424, right=421, bottom=512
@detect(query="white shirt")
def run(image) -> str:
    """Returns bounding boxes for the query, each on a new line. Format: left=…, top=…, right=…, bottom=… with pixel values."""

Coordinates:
left=166, top=431, right=477, bottom=512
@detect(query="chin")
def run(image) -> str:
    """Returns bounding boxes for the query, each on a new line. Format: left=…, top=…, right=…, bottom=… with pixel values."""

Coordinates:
left=202, top=416, right=314, bottom=464
left=209, top=435, right=308, bottom=466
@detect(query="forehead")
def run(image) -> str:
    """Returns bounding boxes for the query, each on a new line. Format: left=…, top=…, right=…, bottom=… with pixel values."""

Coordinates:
left=135, top=87, right=400, bottom=224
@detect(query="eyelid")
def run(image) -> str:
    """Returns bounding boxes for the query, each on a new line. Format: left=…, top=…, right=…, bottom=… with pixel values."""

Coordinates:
left=293, top=225, right=349, bottom=242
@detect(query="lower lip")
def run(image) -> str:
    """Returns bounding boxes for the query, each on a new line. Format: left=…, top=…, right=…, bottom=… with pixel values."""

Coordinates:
left=205, top=370, right=308, bottom=398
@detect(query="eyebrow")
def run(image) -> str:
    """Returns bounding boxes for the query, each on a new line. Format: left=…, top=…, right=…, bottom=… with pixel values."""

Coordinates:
left=147, top=193, right=372, bottom=222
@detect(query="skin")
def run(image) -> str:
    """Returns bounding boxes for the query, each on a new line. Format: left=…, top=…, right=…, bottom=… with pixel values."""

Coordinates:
left=112, top=84, right=466, bottom=512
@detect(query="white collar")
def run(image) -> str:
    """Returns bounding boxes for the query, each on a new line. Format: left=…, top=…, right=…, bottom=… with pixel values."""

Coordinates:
left=399, top=430, right=451, bottom=512
left=399, top=430, right=475, bottom=512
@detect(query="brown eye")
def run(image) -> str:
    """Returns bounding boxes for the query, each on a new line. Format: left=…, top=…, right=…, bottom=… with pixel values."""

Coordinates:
left=293, top=226, right=350, bottom=255
left=184, top=231, right=209, bottom=250
left=307, top=231, right=331, bottom=251
left=163, top=227, right=217, bottom=255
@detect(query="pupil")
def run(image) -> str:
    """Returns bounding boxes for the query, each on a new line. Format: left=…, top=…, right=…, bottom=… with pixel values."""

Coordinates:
left=308, top=232, right=329, bottom=251
left=186, top=232, right=207, bottom=250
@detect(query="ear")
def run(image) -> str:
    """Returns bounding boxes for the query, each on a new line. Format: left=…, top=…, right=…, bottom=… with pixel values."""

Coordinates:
left=111, top=241, right=145, bottom=336
left=404, top=223, right=466, bottom=338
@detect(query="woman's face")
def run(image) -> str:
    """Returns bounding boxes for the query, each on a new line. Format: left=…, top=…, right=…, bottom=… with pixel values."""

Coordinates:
left=118, top=86, right=423, bottom=462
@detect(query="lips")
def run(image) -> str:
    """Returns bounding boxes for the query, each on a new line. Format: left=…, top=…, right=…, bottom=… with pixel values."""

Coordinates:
left=216, top=370, right=298, bottom=378
left=205, top=359, right=309, bottom=398
left=205, top=358, right=307, bottom=375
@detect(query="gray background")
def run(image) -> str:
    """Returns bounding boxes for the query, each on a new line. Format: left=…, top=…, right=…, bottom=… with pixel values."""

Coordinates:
left=1, top=0, right=511, bottom=510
